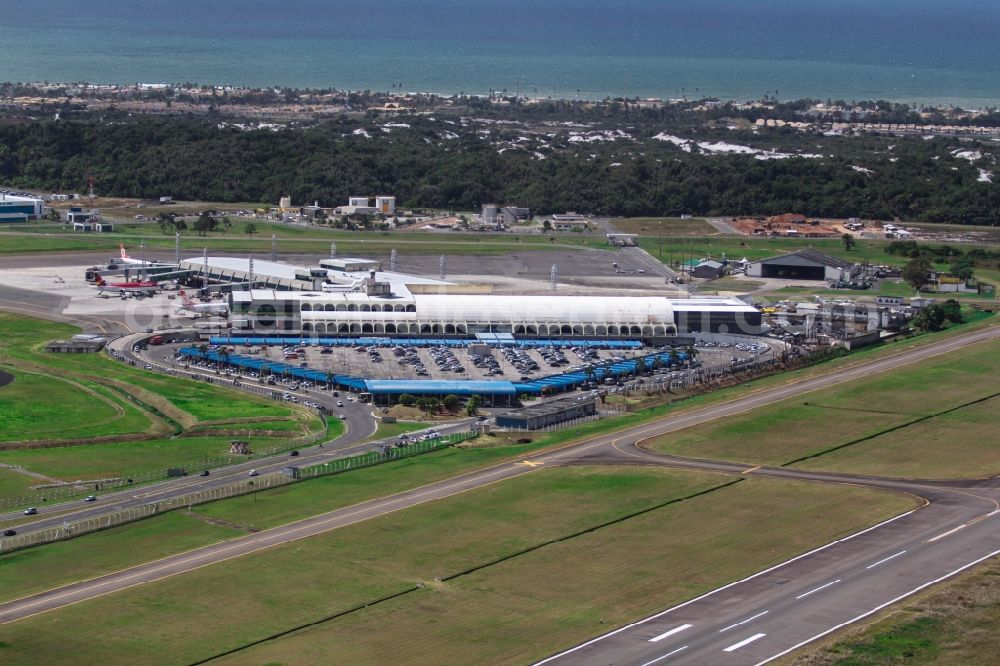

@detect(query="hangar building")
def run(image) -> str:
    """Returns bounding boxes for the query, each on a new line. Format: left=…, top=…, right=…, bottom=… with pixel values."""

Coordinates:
left=746, top=249, right=858, bottom=282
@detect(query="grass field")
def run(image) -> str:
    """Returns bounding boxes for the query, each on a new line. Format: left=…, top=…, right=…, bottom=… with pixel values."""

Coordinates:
left=0, top=468, right=914, bottom=665
left=790, top=558, right=1000, bottom=666
left=0, top=468, right=37, bottom=498
left=364, top=419, right=430, bottom=442
left=648, top=337, right=1000, bottom=477
left=0, top=312, right=326, bottom=497
left=0, top=371, right=151, bottom=442
left=0, top=222, right=612, bottom=255
left=610, top=217, right=717, bottom=236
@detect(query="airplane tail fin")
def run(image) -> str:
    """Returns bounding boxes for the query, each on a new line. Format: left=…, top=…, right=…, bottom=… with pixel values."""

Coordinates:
left=178, top=290, right=194, bottom=307
left=119, top=244, right=130, bottom=261
left=94, top=275, right=105, bottom=286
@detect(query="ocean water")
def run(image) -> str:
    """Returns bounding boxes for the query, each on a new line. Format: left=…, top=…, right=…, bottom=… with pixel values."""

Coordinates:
left=2, top=0, right=1000, bottom=107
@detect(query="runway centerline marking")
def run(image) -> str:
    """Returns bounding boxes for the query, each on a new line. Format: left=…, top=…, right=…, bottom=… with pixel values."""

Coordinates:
left=719, top=610, right=769, bottom=632
left=795, top=579, right=841, bottom=600
left=648, top=623, right=692, bottom=642
left=639, top=645, right=689, bottom=666
left=866, top=550, right=907, bottom=569
left=724, top=633, right=767, bottom=652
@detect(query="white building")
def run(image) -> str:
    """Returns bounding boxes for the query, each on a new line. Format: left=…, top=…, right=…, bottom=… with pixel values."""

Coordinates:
left=0, top=193, right=45, bottom=222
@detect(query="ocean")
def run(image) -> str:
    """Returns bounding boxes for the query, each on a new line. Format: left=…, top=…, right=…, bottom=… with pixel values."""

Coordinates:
left=3, top=0, right=1000, bottom=108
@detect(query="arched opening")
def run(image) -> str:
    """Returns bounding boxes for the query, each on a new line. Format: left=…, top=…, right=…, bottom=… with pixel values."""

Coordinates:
left=630, top=325, right=642, bottom=335
left=653, top=325, right=665, bottom=336
left=374, top=324, right=384, bottom=334
left=395, top=305, right=405, bottom=312
left=456, top=324, right=467, bottom=334
left=596, top=325, right=607, bottom=336
left=361, top=304, right=371, bottom=312
left=338, top=324, right=349, bottom=334
left=325, top=304, right=336, bottom=312
left=302, top=323, right=312, bottom=331
left=347, top=304, right=358, bottom=312
left=445, top=324, right=455, bottom=334
left=350, top=323, right=362, bottom=333
left=608, top=325, right=619, bottom=336
left=560, top=324, right=572, bottom=335
left=370, top=305, right=380, bottom=312
left=572, top=325, right=584, bottom=335
left=642, top=325, right=653, bottom=336
left=583, top=325, right=595, bottom=335
left=406, top=304, right=416, bottom=313
left=514, top=325, right=525, bottom=335
left=385, top=324, right=397, bottom=334
left=526, top=325, right=537, bottom=336
left=335, top=304, right=346, bottom=311
left=432, top=324, right=443, bottom=334
left=301, top=304, right=312, bottom=312
left=420, top=324, right=432, bottom=334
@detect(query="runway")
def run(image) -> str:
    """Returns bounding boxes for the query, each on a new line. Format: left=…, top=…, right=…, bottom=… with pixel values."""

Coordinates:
left=1, top=320, right=997, bottom=666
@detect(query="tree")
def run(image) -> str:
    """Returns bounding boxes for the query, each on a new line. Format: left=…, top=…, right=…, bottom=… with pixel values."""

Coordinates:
left=841, top=233, right=856, bottom=251
left=634, top=357, right=647, bottom=376
left=174, top=218, right=187, bottom=232
left=902, top=256, right=933, bottom=291
left=156, top=212, right=175, bottom=234
left=245, top=221, right=257, bottom=237
left=193, top=213, right=214, bottom=236
left=542, top=219, right=552, bottom=231
left=466, top=394, right=481, bottom=416
left=940, top=298, right=963, bottom=324
left=912, top=304, right=946, bottom=331
left=442, top=394, right=461, bottom=413
left=399, top=394, right=417, bottom=407
left=949, top=257, right=974, bottom=282
left=219, top=216, right=233, bottom=235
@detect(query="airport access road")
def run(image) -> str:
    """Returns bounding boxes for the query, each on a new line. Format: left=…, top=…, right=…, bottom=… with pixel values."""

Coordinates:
left=0, top=322, right=996, bottom=629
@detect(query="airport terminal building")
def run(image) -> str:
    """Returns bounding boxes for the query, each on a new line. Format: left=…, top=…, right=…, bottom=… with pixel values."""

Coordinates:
left=181, top=255, right=762, bottom=338
left=230, top=289, right=762, bottom=338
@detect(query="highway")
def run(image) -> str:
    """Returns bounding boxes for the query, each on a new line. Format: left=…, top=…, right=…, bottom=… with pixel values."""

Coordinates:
left=1, top=319, right=997, bottom=666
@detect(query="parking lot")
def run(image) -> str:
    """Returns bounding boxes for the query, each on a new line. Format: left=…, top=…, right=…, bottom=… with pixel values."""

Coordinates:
left=221, top=340, right=764, bottom=385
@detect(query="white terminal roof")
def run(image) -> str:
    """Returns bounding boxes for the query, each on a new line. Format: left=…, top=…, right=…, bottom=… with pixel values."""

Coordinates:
left=240, top=290, right=755, bottom=325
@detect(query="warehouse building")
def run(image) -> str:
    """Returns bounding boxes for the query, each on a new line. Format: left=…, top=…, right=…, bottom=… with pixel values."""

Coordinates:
left=745, top=248, right=858, bottom=282
left=496, top=397, right=598, bottom=430
left=0, top=193, right=45, bottom=222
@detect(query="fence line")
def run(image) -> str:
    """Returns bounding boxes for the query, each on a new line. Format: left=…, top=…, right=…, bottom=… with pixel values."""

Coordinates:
left=0, top=432, right=473, bottom=554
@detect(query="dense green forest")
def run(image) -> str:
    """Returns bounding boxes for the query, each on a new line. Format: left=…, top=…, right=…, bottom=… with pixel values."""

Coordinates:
left=0, top=113, right=996, bottom=223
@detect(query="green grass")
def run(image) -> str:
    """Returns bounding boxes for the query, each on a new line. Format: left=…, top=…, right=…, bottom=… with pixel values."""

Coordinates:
left=611, top=217, right=717, bottom=236
left=0, top=435, right=296, bottom=480
left=0, top=371, right=150, bottom=442
left=0, top=511, right=242, bottom=604
left=0, top=467, right=38, bottom=498
left=648, top=337, right=1000, bottom=476
left=365, top=419, right=429, bottom=442
left=0, top=468, right=913, bottom=665
left=0, top=223, right=612, bottom=255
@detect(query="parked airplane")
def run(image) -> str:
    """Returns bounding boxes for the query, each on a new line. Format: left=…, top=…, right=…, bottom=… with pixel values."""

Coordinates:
left=94, top=274, right=160, bottom=294
left=177, top=290, right=228, bottom=316
left=116, top=244, right=166, bottom=267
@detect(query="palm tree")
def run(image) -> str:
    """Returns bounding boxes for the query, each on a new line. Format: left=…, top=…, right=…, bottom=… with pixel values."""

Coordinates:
left=685, top=345, right=699, bottom=366
left=326, top=370, right=336, bottom=390
left=634, top=357, right=647, bottom=376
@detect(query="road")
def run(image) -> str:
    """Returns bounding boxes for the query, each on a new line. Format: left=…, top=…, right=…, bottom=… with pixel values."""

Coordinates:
left=1, top=322, right=997, bottom=656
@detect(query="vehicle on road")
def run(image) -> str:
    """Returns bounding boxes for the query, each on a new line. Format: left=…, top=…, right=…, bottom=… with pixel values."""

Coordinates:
left=2, top=529, right=15, bottom=536
left=23, top=507, right=37, bottom=515
left=248, top=469, right=259, bottom=477
left=289, top=450, right=299, bottom=457
left=200, top=470, right=210, bottom=477
left=84, top=495, right=97, bottom=502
